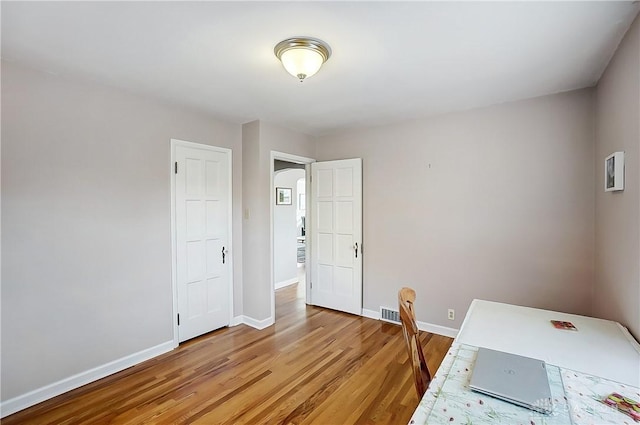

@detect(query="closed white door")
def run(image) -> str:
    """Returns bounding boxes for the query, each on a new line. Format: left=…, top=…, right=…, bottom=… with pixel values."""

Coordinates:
left=310, top=158, right=362, bottom=315
left=175, top=143, right=231, bottom=342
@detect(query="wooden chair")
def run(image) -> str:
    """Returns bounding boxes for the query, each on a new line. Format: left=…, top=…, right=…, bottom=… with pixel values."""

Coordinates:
left=398, top=287, right=432, bottom=398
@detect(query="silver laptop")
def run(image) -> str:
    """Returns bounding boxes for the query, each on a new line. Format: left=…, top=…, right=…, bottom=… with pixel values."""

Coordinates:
left=469, top=348, right=553, bottom=414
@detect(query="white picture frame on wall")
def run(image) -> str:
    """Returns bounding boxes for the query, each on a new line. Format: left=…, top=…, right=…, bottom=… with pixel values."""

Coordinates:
left=275, top=187, right=292, bottom=205
left=604, top=151, right=624, bottom=192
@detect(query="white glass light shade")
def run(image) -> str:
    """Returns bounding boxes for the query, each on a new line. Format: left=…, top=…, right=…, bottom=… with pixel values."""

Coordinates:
left=280, top=48, right=324, bottom=81
left=274, top=37, right=331, bottom=82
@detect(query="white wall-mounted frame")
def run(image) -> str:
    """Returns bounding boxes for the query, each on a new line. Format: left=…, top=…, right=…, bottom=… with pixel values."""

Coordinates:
left=270, top=151, right=315, bottom=325
left=170, top=139, right=234, bottom=347
left=275, top=187, right=293, bottom=205
left=604, top=151, right=624, bottom=192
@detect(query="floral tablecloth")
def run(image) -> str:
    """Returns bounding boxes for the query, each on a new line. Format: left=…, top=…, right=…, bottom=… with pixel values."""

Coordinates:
left=409, top=344, right=640, bottom=425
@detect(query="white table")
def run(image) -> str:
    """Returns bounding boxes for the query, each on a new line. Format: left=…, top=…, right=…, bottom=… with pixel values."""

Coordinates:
left=409, top=299, right=640, bottom=424
left=457, top=299, right=640, bottom=387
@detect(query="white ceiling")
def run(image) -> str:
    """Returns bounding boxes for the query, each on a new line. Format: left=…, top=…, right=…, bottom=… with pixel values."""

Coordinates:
left=2, top=1, right=639, bottom=136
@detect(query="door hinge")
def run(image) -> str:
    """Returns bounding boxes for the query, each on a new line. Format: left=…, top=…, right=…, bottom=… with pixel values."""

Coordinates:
left=310, top=281, right=312, bottom=289
left=175, top=162, right=178, bottom=174
left=177, top=313, right=180, bottom=326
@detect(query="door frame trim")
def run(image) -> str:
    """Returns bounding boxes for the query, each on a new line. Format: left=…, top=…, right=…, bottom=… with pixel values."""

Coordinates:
left=170, top=139, right=234, bottom=347
left=270, top=151, right=315, bottom=324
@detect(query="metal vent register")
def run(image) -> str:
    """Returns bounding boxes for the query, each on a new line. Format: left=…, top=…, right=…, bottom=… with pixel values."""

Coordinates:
left=380, top=307, right=400, bottom=324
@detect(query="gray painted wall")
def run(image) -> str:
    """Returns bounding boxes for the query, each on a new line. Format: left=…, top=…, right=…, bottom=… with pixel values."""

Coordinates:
left=1, top=61, right=243, bottom=400
left=594, top=15, right=640, bottom=339
left=274, top=169, right=305, bottom=286
left=241, top=121, right=314, bottom=321
left=315, top=90, right=596, bottom=329
left=241, top=120, right=264, bottom=321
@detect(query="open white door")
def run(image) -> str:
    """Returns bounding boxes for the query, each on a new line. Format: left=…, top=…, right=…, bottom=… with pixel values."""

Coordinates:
left=310, top=158, right=362, bottom=315
left=175, top=142, right=231, bottom=342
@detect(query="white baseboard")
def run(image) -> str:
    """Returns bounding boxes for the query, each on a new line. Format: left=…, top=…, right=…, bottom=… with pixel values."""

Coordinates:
left=274, top=277, right=298, bottom=290
left=362, top=308, right=379, bottom=320
left=0, top=340, right=175, bottom=418
left=229, top=315, right=244, bottom=326
left=241, top=315, right=274, bottom=330
left=416, top=320, right=458, bottom=339
left=229, top=315, right=277, bottom=330
left=360, top=308, right=458, bottom=339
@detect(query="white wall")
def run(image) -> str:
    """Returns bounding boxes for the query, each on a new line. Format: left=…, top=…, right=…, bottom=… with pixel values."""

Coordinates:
left=241, top=121, right=265, bottom=323
left=594, top=14, right=640, bottom=338
left=1, top=61, right=243, bottom=403
left=316, top=90, right=595, bottom=329
left=242, top=121, right=315, bottom=322
left=274, top=169, right=305, bottom=287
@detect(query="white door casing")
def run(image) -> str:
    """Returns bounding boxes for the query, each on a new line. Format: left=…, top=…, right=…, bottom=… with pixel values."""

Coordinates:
left=269, top=151, right=315, bottom=325
left=310, top=158, right=363, bottom=315
left=174, top=142, right=231, bottom=342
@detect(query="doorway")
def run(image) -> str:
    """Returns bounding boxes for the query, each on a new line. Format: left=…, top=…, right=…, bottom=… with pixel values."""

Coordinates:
left=274, top=167, right=306, bottom=317
left=269, top=153, right=363, bottom=323
left=270, top=152, right=314, bottom=323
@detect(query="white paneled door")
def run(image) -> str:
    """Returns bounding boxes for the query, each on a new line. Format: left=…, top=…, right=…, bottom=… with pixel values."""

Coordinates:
left=310, top=158, right=362, bottom=315
left=175, top=143, right=231, bottom=342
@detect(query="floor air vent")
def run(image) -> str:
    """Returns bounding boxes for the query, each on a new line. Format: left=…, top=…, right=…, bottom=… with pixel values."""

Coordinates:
left=380, top=307, right=400, bottom=324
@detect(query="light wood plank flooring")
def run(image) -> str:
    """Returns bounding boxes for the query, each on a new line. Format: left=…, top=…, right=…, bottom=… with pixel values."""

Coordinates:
left=4, top=283, right=452, bottom=424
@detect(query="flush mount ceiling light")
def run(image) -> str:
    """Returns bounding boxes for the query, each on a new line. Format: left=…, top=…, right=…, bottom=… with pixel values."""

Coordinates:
left=274, top=37, right=331, bottom=82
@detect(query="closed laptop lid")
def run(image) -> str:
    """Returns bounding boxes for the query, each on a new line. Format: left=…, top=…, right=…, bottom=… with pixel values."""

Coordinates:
left=469, top=348, right=553, bottom=414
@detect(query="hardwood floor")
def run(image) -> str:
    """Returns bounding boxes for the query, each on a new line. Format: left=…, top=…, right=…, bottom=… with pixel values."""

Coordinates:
left=4, top=283, right=452, bottom=424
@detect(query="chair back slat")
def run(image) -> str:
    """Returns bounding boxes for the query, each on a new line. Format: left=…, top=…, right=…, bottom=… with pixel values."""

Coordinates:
left=398, top=287, right=432, bottom=398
